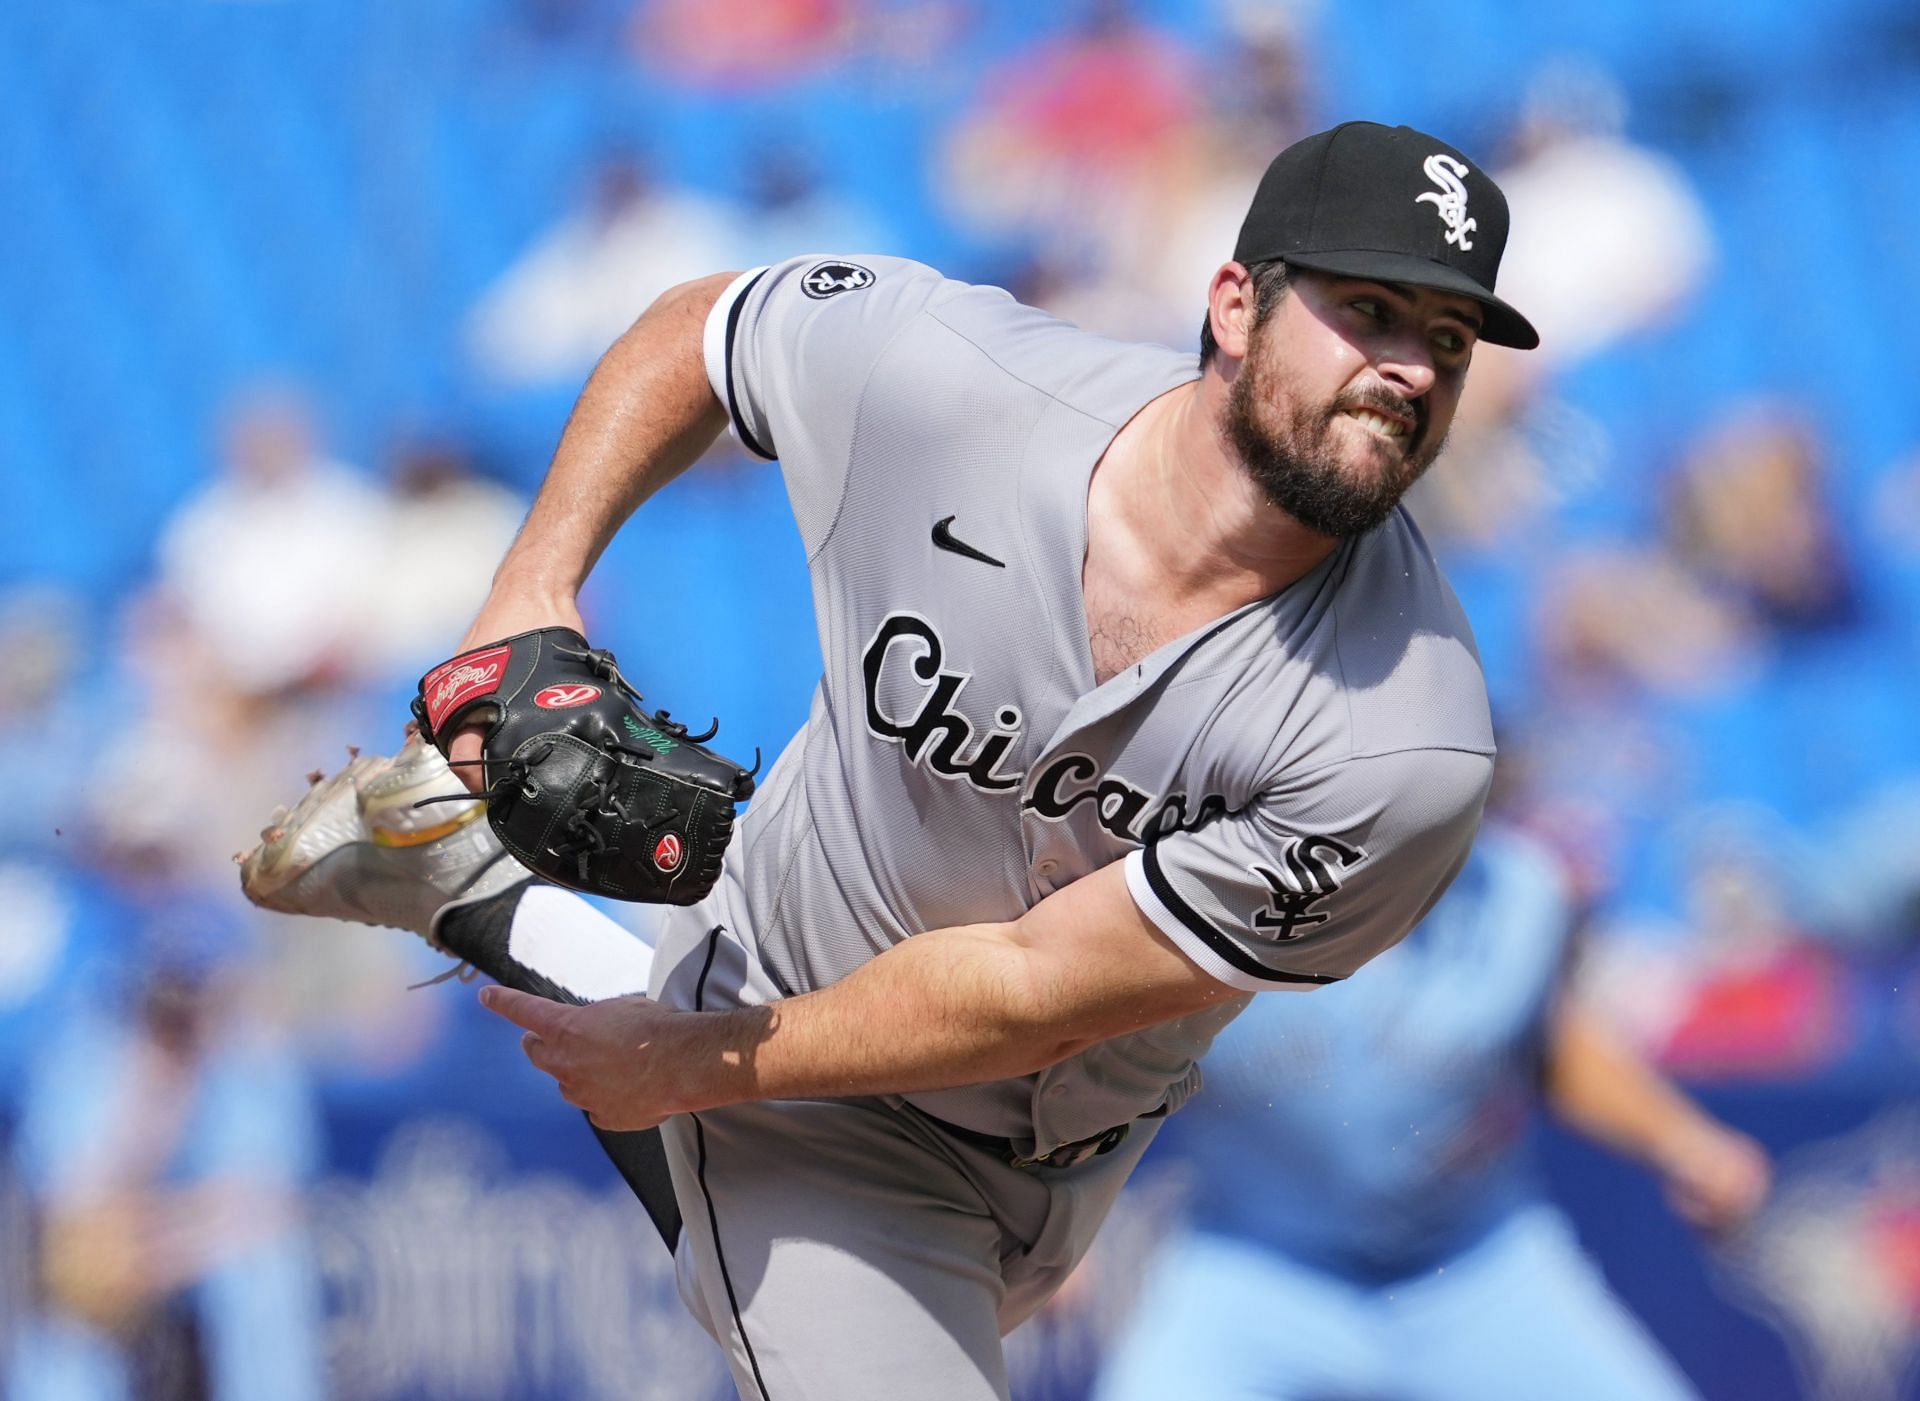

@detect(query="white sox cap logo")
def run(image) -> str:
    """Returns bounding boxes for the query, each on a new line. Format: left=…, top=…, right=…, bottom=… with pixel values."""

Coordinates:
left=801, top=260, right=876, bottom=299
left=1414, top=153, right=1477, bottom=251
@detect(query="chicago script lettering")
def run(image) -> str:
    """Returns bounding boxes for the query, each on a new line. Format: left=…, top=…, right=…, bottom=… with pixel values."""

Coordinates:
left=863, top=613, right=1024, bottom=791
left=860, top=612, right=1231, bottom=837
left=1023, top=751, right=1228, bottom=843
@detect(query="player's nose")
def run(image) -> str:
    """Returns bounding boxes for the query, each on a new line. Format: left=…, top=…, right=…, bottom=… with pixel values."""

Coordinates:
left=1373, top=337, right=1437, bottom=400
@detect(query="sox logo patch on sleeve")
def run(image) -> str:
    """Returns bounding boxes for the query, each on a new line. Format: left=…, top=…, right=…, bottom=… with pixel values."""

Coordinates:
left=1250, top=837, right=1367, bottom=941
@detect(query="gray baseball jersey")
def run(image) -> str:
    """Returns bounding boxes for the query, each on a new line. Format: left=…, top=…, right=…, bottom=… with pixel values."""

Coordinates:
left=664, top=254, right=1494, bottom=1157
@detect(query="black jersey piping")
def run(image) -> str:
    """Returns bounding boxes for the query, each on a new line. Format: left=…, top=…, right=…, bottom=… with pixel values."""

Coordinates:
left=1142, top=843, right=1343, bottom=986
left=724, top=270, right=775, bottom=461
left=691, top=927, right=775, bottom=1399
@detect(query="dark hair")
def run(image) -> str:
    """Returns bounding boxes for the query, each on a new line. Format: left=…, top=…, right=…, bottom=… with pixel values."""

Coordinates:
left=1198, top=259, right=1292, bottom=368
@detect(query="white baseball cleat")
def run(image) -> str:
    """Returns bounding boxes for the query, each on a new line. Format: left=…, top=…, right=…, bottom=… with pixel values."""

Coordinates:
left=239, top=733, right=531, bottom=942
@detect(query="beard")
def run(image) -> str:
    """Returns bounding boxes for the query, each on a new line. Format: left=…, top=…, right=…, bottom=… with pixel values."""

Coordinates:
left=1223, top=335, right=1447, bottom=539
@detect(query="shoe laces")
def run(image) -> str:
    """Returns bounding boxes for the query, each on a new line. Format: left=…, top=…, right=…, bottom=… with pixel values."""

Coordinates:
left=408, top=961, right=480, bottom=992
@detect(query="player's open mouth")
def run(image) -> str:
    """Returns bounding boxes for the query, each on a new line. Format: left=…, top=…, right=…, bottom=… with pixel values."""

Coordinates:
left=1342, top=408, right=1412, bottom=442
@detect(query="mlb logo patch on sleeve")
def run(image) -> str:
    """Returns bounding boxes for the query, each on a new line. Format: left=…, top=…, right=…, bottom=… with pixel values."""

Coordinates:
left=801, top=261, right=876, bottom=299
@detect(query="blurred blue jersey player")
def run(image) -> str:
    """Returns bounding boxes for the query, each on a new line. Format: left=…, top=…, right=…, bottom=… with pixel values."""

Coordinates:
left=1094, top=828, right=1770, bottom=1401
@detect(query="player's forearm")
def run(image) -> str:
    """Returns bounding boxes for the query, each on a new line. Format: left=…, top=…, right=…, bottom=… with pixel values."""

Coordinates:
left=480, top=865, right=1229, bottom=1127
left=486, top=272, right=738, bottom=610
left=1545, top=1002, right=1718, bottom=1171
left=657, top=875, right=1229, bottom=1113
left=657, top=925, right=1084, bottom=1112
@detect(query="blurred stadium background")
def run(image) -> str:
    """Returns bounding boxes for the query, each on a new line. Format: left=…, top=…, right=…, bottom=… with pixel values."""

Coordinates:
left=3, top=0, right=1919, bottom=1397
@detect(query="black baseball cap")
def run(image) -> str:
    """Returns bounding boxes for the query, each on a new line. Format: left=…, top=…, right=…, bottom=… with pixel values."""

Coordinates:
left=1234, top=121, right=1539, bottom=350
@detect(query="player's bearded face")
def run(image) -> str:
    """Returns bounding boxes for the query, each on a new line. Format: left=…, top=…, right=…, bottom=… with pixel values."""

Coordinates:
left=1224, top=309, right=1448, bottom=539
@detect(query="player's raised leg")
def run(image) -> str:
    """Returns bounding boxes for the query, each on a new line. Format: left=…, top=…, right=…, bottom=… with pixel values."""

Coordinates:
left=238, top=735, right=683, bottom=1243
left=239, top=731, right=531, bottom=943
left=238, top=732, right=655, bottom=998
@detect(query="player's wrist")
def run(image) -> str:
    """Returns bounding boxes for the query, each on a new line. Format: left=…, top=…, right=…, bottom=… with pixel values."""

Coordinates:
left=664, top=1005, right=777, bottom=1116
left=461, top=582, right=585, bottom=651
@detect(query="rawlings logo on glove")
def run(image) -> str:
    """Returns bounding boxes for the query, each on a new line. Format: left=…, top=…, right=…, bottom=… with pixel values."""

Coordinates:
left=410, top=628, right=758, bottom=905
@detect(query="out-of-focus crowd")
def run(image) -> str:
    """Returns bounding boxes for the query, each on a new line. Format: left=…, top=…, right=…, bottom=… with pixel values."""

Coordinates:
left=4, top=1, right=1919, bottom=1398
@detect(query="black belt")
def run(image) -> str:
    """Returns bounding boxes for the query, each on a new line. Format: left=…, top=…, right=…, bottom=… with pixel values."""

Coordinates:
left=921, top=1103, right=1169, bottom=1171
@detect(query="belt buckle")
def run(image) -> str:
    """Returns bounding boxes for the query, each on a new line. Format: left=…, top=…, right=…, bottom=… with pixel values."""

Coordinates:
left=1012, top=1123, right=1129, bottom=1171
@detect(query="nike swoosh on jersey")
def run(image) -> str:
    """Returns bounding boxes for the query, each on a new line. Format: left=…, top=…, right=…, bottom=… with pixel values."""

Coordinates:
left=931, top=516, right=1006, bottom=569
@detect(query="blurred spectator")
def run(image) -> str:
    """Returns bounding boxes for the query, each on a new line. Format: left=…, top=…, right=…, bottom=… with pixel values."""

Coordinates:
left=1120, top=2, right=1315, bottom=339
left=1493, top=59, right=1714, bottom=371
left=466, top=151, right=752, bottom=386
left=1868, top=445, right=1920, bottom=630
left=1718, top=1109, right=1920, bottom=1401
left=736, top=141, right=900, bottom=267
left=1018, top=9, right=1315, bottom=347
left=1210, top=0, right=1316, bottom=152
left=1581, top=809, right=1852, bottom=1081
left=1093, top=829, right=1768, bottom=1401
left=154, top=383, right=383, bottom=699
left=852, top=0, right=974, bottom=95
left=1536, top=545, right=1760, bottom=700
left=68, top=578, right=457, bottom=1074
left=1810, top=779, right=1920, bottom=950
left=941, top=1, right=1204, bottom=277
left=1665, top=401, right=1858, bottom=635
left=6, top=929, right=324, bottom=1401
left=360, top=430, right=523, bottom=679
left=628, top=0, right=857, bottom=89
left=1503, top=545, right=1775, bottom=1056
left=0, top=585, right=90, bottom=859
left=1412, top=62, right=1713, bottom=553
left=81, top=589, right=371, bottom=888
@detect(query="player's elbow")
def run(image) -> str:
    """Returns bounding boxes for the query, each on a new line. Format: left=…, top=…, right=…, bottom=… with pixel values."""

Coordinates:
left=929, top=924, right=1087, bottom=1073
left=652, top=271, right=746, bottom=325
left=997, top=940, right=1163, bottom=1070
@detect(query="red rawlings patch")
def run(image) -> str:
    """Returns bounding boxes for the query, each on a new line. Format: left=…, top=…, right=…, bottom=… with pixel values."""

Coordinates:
left=534, top=683, right=603, bottom=709
left=652, top=832, right=684, bottom=873
left=421, top=645, right=511, bottom=731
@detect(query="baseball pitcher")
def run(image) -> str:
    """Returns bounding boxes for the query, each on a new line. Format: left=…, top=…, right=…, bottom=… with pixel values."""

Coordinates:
left=243, top=122, right=1540, bottom=1400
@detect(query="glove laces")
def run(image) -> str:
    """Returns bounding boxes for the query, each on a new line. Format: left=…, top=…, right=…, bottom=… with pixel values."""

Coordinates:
left=554, top=642, right=723, bottom=743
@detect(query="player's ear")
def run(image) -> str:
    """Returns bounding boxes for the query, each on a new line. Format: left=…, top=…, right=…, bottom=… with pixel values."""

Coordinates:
left=1206, top=262, right=1257, bottom=365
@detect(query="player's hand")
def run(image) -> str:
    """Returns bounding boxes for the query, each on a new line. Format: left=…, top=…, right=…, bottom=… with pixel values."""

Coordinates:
left=445, top=593, right=590, bottom=793
left=480, top=985, right=685, bottom=1131
left=1657, top=1120, right=1772, bottom=1235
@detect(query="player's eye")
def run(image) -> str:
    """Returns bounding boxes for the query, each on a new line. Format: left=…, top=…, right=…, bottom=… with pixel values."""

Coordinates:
left=1433, top=328, right=1467, bottom=355
left=1349, top=298, right=1386, bottom=322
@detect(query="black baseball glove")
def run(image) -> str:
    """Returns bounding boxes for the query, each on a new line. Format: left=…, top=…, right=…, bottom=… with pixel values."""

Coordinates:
left=410, top=628, right=757, bottom=904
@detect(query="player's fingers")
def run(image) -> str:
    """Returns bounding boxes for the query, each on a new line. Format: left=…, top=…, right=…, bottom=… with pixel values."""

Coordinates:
left=448, top=726, right=488, bottom=793
left=481, top=986, right=566, bottom=1035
